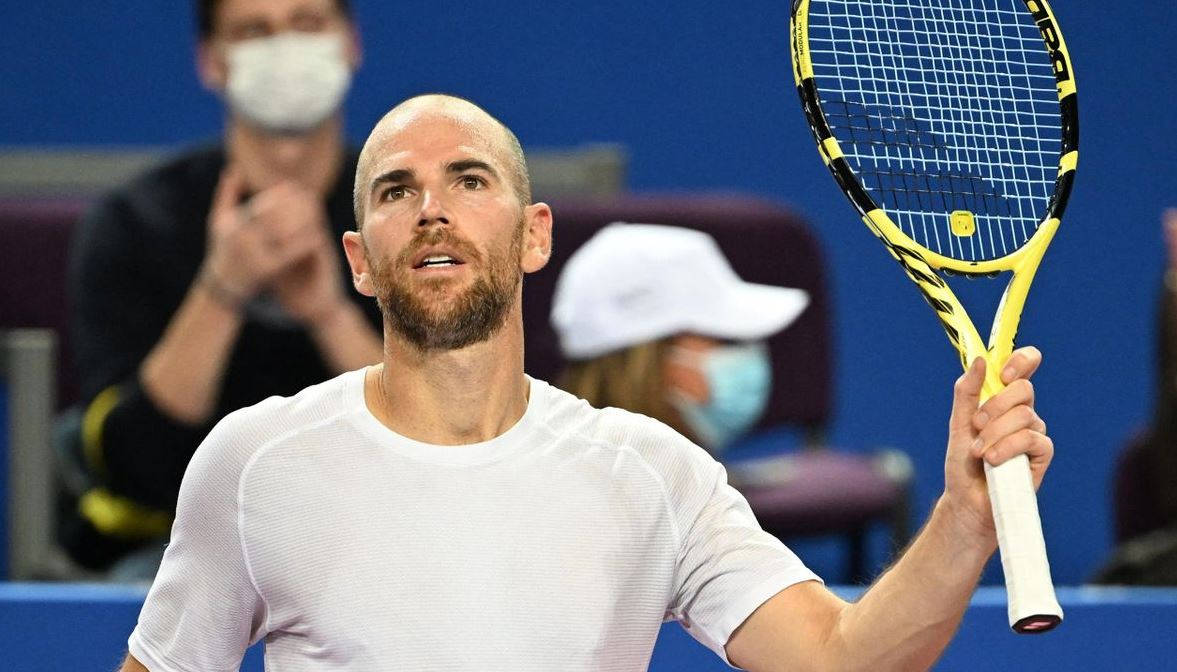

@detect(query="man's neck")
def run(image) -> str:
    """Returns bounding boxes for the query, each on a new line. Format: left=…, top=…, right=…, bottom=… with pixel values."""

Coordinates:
left=226, top=115, right=345, bottom=194
left=368, top=313, right=531, bottom=446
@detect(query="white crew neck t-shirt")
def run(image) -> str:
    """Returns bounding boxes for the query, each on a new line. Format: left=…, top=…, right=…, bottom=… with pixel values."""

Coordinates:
left=129, top=370, right=819, bottom=672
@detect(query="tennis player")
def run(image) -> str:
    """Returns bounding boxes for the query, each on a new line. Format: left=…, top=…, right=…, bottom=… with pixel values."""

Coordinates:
left=118, top=94, right=1054, bottom=672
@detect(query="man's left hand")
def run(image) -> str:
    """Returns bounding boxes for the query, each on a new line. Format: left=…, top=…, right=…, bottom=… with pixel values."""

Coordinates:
left=941, top=346, right=1054, bottom=543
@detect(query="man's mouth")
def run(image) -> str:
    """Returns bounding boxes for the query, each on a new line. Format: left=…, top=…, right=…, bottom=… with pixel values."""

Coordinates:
left=416, top=255, right=462, bottom=269
left=410, top=248, right=468, bottom=270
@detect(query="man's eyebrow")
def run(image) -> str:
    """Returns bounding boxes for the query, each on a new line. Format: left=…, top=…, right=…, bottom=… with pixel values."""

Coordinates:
left=447, top=159, right=498, bottom=177
left=368, top=168, right=414, bottom=194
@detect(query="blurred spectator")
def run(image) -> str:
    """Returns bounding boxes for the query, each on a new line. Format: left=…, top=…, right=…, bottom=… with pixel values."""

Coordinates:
left=59, top=0, right=383, bottom=577
left=551, top=223, right=808, bottom=455
left=1145, top=208, right=1177, bottom=531
left=1094, top=209, right=1177, bottom=585
left=1115, top=208, right=1177, bottom=539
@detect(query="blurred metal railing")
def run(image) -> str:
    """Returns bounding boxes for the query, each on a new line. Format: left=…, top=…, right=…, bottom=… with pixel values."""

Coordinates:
left=1, top=329, right=56, bottom=580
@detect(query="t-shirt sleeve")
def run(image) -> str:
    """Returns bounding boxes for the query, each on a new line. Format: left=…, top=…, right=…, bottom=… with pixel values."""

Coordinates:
left=666, top=450, right=822, bottom=666
left=128, top=417, right=268, bottom=672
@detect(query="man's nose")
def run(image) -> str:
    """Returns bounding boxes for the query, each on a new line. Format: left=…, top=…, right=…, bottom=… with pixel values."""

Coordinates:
left=417, top=188, right=450, bottom=227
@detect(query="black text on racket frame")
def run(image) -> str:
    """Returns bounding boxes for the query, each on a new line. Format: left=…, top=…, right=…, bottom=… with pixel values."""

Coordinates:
left=789, top=0, right=1078, bottom=634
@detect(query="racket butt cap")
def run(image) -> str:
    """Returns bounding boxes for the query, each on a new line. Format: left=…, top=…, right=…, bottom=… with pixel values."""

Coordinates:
left=1012, top=613, right=1062, bottom=634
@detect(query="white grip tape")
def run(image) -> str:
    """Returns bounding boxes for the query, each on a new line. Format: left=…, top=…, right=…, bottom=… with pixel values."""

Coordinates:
left=984, top=454, right=1063, bottom=628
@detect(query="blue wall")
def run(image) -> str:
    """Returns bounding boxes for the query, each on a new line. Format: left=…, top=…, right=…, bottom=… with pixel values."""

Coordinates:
left=3, top=2, right=1175, bottom=585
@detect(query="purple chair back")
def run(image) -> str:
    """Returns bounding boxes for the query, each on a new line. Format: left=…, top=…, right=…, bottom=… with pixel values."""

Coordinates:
left=523, top=195, right=833, bottom=433
left=0, top=198, right=89, bottom=409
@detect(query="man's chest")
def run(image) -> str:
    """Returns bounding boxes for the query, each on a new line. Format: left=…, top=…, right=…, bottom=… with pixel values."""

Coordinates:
left=242, top=455, right=679, bottom=665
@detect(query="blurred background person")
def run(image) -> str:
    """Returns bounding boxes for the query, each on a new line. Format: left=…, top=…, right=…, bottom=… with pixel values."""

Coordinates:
left=1096, top=208, right=1177, bottom=585
left=551, top=223, right=809, bottom=457
left=57, top=0, right=383, bottom=578
left=1125, top=208, right=1177, bottom=539
left=1141, top=208, right=1177, bottom=535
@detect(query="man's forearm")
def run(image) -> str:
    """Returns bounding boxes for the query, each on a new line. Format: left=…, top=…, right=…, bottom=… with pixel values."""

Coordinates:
left=828, top=497, right=995, bottom=671
left=138, top=275, right=245, bottom=425
left=309, top=301, right=384, bottom=373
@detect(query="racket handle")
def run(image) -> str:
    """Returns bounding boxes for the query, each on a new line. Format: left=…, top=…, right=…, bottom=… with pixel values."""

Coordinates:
left=983, top=454, right=1063, bottom=633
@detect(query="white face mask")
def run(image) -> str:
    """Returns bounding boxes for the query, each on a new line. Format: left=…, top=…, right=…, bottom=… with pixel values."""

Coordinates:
left=224, top=32, right=352, bottom=134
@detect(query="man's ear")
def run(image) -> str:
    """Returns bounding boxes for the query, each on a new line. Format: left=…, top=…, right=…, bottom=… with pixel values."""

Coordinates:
left=520, top=202, right=553, bottom=274
left=342, top=231, right=376, bottom=296
left=196, top=40, right=228, bottom=91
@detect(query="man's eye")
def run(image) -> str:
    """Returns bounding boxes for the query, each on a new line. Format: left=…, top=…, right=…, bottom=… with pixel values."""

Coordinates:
left=382, top=185, right=407, bottom=201
left=460, top=176, right=485, bottom=190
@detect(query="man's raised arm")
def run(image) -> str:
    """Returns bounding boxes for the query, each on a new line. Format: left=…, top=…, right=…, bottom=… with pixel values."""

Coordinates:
left=727, top=348, right=1053, bottom=671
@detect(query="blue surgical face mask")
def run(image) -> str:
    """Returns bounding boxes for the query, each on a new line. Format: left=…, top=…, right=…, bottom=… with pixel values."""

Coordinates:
left=667, top=342, right=773, bottom=454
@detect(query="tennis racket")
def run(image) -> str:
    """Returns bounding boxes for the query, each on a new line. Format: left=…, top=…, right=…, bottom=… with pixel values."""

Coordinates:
left=790, top=0, right=1076, bottom=633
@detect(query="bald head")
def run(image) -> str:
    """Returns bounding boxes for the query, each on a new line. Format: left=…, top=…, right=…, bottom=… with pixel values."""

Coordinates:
left=353, top=94, right=531, bottom=228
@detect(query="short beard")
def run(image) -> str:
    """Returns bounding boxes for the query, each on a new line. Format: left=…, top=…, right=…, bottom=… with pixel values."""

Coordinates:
left=369, top=224, right=523, bottom=351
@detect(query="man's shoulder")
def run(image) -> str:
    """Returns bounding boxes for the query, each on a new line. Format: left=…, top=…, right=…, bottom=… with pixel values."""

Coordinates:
left=537, top=379, right=716, bottom=475
left=195, top=370, right=361, bottom=474
left=112, top=143, right=223, bottom=198
left=88, top=144, right=224, bottom=224
left=536, top=379, right=663, bottom=437
left=224, top=369, right=358, bottom=436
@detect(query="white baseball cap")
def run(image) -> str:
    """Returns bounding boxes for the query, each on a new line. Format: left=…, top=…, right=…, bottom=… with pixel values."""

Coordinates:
left=551, top=223, right=810, bottom=359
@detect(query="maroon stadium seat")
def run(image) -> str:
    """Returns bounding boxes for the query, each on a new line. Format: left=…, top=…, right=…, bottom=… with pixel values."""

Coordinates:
left=0, top=198, right=89, bottom=409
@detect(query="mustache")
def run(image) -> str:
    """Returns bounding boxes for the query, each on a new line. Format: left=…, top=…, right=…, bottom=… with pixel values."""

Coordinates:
left=394, top=227, right=483, bottom=269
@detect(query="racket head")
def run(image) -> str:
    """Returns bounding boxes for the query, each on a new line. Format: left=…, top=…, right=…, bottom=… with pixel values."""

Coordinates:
left=790, top=0, right=1078, bottom=275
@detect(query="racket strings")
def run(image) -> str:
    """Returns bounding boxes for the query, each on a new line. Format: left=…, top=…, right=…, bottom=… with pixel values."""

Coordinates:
left=826, top=99, right=1017, bottom=219
left=807, top=0, right=1062, bottom=262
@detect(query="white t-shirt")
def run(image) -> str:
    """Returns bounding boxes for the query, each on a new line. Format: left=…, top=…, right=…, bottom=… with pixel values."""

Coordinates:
left=129, top=370, right=819, bottom=672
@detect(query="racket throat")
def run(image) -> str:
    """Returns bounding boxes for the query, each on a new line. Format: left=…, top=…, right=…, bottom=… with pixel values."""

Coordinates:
left=875, top=227, right=983, bottom=367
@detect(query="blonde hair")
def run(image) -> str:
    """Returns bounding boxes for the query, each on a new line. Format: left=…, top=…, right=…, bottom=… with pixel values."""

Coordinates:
left=558, top=339, right=690, bottom=438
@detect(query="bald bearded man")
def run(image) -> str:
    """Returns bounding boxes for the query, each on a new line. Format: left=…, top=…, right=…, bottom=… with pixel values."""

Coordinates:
left=118, top=95, right=1056, bottom=672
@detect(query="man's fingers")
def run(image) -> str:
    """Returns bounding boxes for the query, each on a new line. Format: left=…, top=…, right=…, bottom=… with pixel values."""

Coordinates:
left=999, top=346, right=1042, bottom=385
left=982, top=429, right=1053, bottom=470
left=275, top=218, right=330, bottom=250
left=974, top=403, right=1043, bottom=452
left=256, top=229, right=323, bottom=272
left=245, top=183, right=323, bottom=242
left=974, top=378, right=1035, bottom=431
left=950, top=356, right=985, bottom=432
left=277, top=232, right=323, bottom=264
left=211, top=165, right=247, bottom=219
